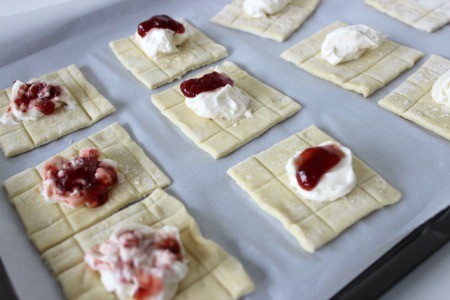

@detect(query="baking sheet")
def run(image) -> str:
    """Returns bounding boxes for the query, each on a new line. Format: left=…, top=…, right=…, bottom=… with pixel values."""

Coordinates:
left=334, top=204, right=450, bottom=299
left=0, top=0, right=449, bottom=299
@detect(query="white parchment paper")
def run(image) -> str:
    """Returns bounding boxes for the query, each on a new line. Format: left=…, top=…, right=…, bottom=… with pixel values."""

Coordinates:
left=0, top=0, right=449, bottom=299
left=0, top=0, right=75, bottom=16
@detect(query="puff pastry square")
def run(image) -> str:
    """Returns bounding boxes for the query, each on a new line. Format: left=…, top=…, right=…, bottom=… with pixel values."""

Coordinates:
left=3, top=122, right=171, bottom=253
left=41, top=188, right=254, bottom=300
left=366, top=0, right=450, bottom=32
left=281, top=21, right=424, bottom=97
left=378, top=54, right=450, bottom=141
left=228, top=125, right=401, bottom=252
left=210, top=0, right=320, bottom=42
left=151, top=61, right=301, bottom=159
left=0, top=65, right=115, bottom=157
left=110, top=20, right=228, bottom=90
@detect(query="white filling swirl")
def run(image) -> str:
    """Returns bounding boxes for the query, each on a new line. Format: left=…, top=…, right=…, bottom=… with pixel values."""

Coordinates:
left=321, top=25, right=386, bottom=65
left=84, top=225, right=188, bottom=300
left=184, top=67, right=252, bottom=123
left=135, top=25, right=190, bottom=58
left=243, top=0, right=291, bottom=18
left=431, top=70, right=450, bottom=108
left=286, top=141, right=356, bottom=202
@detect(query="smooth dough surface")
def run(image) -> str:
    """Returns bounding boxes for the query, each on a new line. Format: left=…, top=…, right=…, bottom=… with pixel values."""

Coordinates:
left=3, top=122, right=171, bottom=252
left=366, top=0, right=450, bottom=32
left=210, top=0, right=320, bottom=42
left=110, top=20, right=228, bottom=90
left=151, top=61, right=301, bottom=159
left=281, top=21, right=424, bottom=97
left=42, top=188, right=254, bottom=300
left=0, top=65, right=115, bottom=157
left=227, top=125, right=401, bottom=252
left=378, top=54, right=450, bottom=141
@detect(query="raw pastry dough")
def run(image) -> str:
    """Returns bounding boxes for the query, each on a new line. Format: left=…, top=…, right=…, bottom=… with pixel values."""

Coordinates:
left=378, top=54, right=450, bottom=141
left=151, top=61, right=301, bottom=159
left=366, top=0, right=450, bottom=32
left=0, top=65, right=115, bottom=157
left=3, top=123, right=171, bottom=252
left=210, top=0, right=320, bottom=42
left=281, top=21, right=424, bottom=97
left=42, top=188, right=255, bottom=300
left=110, top=20, right=228, bottom=89
left=227, top=125, right=401, bottom=252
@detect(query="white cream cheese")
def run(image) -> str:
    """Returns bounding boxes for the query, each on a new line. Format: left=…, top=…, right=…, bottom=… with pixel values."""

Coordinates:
left=0, top=80, right=75, bottom=125
left=185, top=84, right=252, bottom=122
left=431, top=70, right=450, bottom=108
left=243, top=0, right=291, bottom=18
left=321, top=25, right=386, bottom=65
left=135, top=25, right=190, bottom=58
left=184, top=67, right=252, bottom=123
left=84, top=225, right=188, bottom=300
left=286, top=141, right=356, bottom=202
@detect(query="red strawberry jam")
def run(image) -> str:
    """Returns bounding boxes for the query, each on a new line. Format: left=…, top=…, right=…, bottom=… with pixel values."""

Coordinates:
left=42, top=148, right=118, bottom=208
left=294, top=144, right=344, bottom=191
left=14, top=81, right=63, bottom=115
left=180, top=71, right=234, bottom=98
left=155, top=236, right=183, bottom=261
left=137, top=15, right=185, bottom=38
left=134, top=272, right=164, bottom=300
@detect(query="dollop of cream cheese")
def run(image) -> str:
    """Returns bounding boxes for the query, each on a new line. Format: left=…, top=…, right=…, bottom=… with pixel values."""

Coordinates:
left=431, top=70, right=450, bottom=108
left=185, top=67, right=253, bottom=123
left=321, top=25, right=386, bottom=65
left=243, top=0, right=291, bottom=18
left=0, top=80, right=75, bottom=125
left=135, top=25, right=190, bottom=58
left=84, top=225, right=188, bottom=300
left=286, top=141, right=357, bottom=202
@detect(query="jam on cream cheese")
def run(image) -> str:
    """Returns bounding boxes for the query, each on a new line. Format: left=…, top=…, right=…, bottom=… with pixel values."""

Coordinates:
left=286, top=141, right=356, bottom=202
left=84, top=225, right=188, bottom=300
left=431, top=70, right=450, bottom=108
left=135, top=15, right=190, bottom=58
left=41, top=148, right=118, bottom=208
left=321, top=25, right=386, bottom=65
left=243, top=0, right=291, bottom=18
left=181, top=66, right=252, bottom=123
left=0, top=80, right=75, bottom=125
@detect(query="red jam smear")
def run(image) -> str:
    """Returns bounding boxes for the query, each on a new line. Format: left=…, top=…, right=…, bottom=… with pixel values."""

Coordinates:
left=134, top=272, right=164, bottom=300
left=45, top=149, right=118, bottom=207
left=294, top=144, right=344, bottom=191
left=134, top=234, right=182, bottom=299
left=180, top=71, right=234, bottom=98
left=155, top=236, right=183, bottom=261
left=14, top=81, right=63, bottom=115
left=137, top=15, right=185, bottom=38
